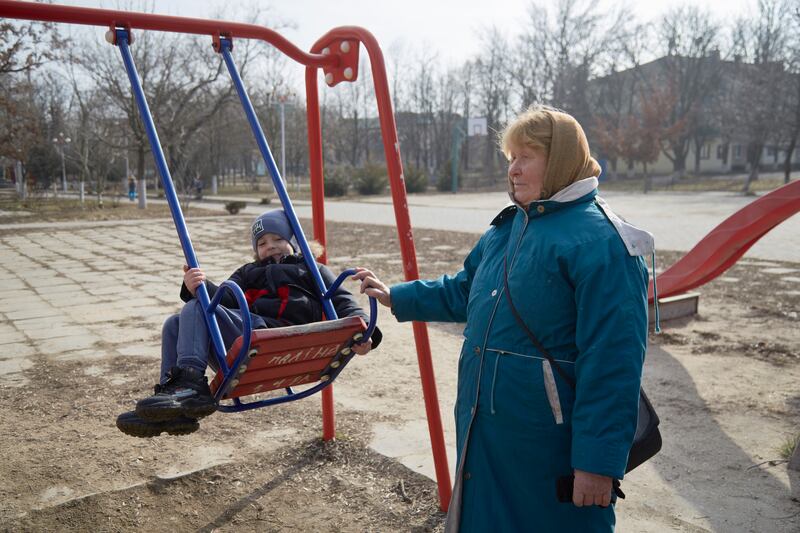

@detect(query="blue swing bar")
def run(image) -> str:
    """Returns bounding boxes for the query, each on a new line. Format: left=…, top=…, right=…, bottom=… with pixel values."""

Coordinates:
left=217, top=37, right=338, bottom=323
left=113, top=29, right=376, bottom=411
left=114, top=29, right=248, bottom=373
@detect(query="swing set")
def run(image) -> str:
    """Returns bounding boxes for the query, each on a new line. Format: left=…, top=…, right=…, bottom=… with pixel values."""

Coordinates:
left=0, top=0, right=453, bottom=510
left=5, top=0, right=800, bottom=516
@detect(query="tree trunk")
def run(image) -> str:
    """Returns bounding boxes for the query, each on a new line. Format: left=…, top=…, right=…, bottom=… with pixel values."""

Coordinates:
left=136, top=144, right=146, bottom=185
left=783, top=133, right=797, bottom=184
left=742, top=144, right=763, bottom=193
left=672, top=157, right=686, bottom=178
left=694, top=140, right=702, bottom=174
left=463, top=135, right=470, bottom=171
left=609, top=157, right=618, bottom=180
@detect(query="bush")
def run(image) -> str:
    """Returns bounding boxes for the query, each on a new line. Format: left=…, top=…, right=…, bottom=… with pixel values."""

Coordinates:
left=354, top=163, right=388, bottom=195
left=436, top=159, right=459, bottom=192
left=324, top=167, right=350, bottom=197
left=260, top=196, right=272, bottom=205
left=403, top=165, right=428, bottom=194
left=225, top=200, right=247, bottom=214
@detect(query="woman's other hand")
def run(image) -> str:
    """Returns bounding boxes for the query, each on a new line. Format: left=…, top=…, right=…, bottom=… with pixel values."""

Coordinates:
left=352, top=338, right=373, bottom=355
left=352, top=268, right=391, bottom=308
left=572, top=469, right=612, bottom=507
left=183, top=265, right=206, bottom=296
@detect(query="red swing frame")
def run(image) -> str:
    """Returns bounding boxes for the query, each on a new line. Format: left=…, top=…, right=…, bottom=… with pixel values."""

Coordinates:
left=0, top=0, right=453, bottom=510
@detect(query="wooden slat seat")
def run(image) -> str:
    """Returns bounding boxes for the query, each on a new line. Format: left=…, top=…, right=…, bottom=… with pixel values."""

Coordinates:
left=210, top=316, right=367, bottom=400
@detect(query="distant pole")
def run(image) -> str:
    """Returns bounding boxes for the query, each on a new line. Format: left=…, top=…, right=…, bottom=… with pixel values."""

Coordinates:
left=15, top=160, right=25, bottom=200
left=280, top=98, right=287, bottom=186
left=451, top=123, right=465, bottom=193
left=53, top=132, right=71, bottom=192
left=60, top=146, right=66, bottom=193
left=138, top=176, right=147, bottom=209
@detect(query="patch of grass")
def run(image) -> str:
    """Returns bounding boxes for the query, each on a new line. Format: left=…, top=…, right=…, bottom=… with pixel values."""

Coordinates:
left=600, top=174, right=797, bottom=194
left=778, top=433, right=799, bottom=460
left=0, top=196, right=223, bottom=224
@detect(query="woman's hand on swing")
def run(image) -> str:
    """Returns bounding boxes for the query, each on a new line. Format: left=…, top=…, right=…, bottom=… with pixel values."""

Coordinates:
left=183, top=265, right=206, bottom=296
left=352, top=338, right=373, bottom=355
left=352, top=268, right=391, bottom=308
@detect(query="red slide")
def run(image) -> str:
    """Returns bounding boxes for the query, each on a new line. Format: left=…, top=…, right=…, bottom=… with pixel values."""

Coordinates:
left=650, top=180, right=800, bottom=301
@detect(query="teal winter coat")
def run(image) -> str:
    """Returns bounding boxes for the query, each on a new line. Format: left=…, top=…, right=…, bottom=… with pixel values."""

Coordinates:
left=391, top=187, right=649, bottom=532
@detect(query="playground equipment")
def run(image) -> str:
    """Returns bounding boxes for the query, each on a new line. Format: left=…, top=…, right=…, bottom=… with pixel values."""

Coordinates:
left=648, top=179, right=800, bottom=300
left=0, top=0, right=453, bottom=510
left=114, top=22, right=380, bottom=410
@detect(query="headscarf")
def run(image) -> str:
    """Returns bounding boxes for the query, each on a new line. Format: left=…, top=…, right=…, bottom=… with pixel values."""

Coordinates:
left=540, top=110, right=601, bottom=199
left=501, top=106, right=601, bottom=201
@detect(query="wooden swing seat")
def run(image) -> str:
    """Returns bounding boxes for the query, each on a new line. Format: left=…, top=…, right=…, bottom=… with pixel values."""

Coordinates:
left=210, top=316, right=367, bottom=401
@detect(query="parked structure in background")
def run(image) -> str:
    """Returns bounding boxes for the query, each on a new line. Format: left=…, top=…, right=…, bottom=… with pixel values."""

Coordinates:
left=589, top=51, right=800, bottom=181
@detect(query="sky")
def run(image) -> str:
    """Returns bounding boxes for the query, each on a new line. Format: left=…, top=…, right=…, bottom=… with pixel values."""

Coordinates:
left=49, top=0, right=756, bottom=66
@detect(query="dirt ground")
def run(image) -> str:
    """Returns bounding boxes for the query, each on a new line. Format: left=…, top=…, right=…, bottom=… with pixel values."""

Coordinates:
left=0, top=211, right=798, bottom=532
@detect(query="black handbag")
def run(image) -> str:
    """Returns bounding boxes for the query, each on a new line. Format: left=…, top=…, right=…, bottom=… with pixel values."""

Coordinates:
left=502, top=257, right=661, bottom=475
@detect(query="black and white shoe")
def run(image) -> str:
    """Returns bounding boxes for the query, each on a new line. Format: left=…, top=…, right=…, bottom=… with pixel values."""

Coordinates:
left=135, top=366, right=217, bottom=421
left=116, top=410, right=198, bottom=438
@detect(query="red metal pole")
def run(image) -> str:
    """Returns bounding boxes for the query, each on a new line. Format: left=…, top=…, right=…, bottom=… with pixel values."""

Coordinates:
left=0, top=0, right=336, bottom=69
left=305, top=64, right=336, bottom=442
left=310, top=28, right=452, bottom=511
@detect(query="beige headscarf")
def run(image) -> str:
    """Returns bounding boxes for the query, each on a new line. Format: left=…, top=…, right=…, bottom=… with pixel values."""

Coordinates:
left=501, top=106, right=601, bottom=200
left=541, top=110, right=601, bottom=199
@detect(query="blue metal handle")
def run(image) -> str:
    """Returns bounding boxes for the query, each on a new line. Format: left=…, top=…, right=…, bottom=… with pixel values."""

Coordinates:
left=217, top=37, right=338, bottom=322
left=207, top=280, right=252, bottom=378
left=324, top=268, right=378, bottom=342
left=114, top=29, right=228, bottom=367
left=217, top=268, right=377, bottom=411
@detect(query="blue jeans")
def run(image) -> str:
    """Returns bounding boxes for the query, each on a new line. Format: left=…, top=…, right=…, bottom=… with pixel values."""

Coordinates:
left=159, top=299, right=266, bottom=384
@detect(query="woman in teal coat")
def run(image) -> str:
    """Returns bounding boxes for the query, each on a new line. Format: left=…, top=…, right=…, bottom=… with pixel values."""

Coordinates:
left=355, top=105, right=651, bottom=532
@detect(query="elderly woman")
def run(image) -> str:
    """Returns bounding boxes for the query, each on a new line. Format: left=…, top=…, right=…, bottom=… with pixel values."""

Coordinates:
left=355, top=105, right=650, bottom=531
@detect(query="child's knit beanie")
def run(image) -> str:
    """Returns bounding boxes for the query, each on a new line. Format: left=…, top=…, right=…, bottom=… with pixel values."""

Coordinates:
left=251, top=209, right=295, bottom=252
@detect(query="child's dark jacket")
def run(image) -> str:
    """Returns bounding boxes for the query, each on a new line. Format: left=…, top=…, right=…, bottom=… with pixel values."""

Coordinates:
left=180, top=254, right=382, bottom=347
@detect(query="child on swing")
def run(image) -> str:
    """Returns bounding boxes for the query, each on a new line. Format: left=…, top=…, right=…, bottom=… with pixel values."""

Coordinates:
left=117, top=209, right=381, bottom=437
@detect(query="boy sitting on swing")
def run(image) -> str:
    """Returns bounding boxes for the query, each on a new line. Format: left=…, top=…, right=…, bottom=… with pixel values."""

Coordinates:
left=117, top=209, right=381, bottom=437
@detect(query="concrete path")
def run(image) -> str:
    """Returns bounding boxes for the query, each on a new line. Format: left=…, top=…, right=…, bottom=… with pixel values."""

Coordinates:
left=159, top=189, right=800, bottom=262
left=322, top=190, right=800, bottom=262
left=45, top=187, right=799, bottom=261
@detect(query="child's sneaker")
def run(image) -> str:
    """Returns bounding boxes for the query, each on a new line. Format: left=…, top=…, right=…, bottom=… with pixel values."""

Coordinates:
left=116, top=410, right=199, bottom=438
left=135, top=366, right=217, bottom=421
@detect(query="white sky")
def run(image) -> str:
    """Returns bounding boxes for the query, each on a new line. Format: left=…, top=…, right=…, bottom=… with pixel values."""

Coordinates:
left=52, top=0, right=755, bottom=66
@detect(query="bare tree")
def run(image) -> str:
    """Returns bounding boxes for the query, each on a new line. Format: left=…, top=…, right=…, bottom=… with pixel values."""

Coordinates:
left=0, top=19, right=67, bottom=183
left=458, top=60, right=476, bottom=172
left=729, top=0, right=793, bottom=193
left=519, top=0, right=629, bottom=124
left=474, top=27, right=512, bottom=178
left=648, top=6, right=723, bottom=177
left=587, top=21, right=648, bottom=179
left=776, top=2, right=800, bottom=184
